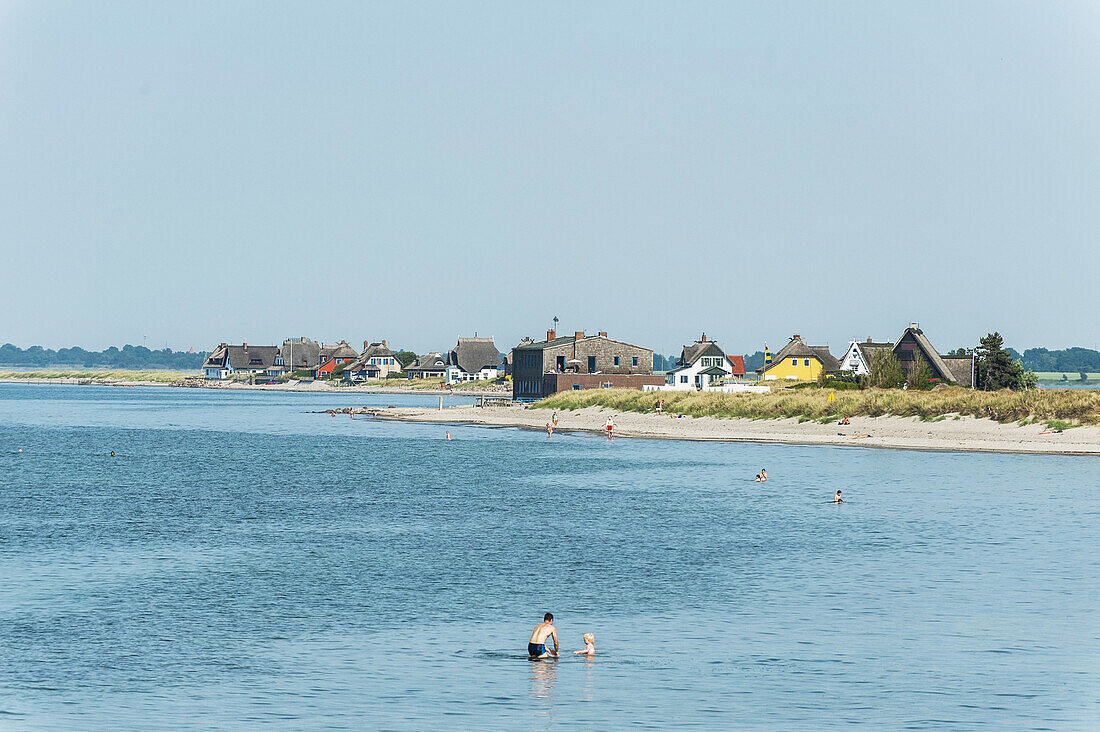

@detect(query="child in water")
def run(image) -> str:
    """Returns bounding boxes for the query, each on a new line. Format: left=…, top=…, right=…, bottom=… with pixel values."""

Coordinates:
left=573, top=633, right=596, bottom=656
left=755, top=468, right=767, bottom=482
left=834, top=490, right=844, bottom=503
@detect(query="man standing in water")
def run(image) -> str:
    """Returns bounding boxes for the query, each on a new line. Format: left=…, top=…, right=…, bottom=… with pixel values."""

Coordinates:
left=528, top=613, right=559, bottom=658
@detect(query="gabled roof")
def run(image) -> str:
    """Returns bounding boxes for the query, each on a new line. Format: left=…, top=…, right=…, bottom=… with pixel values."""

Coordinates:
left=758, top=336, right=838, bottom=373
left=698, top=365, right=728, bottom=376
left=893, top=327, right=954, bottom=381
left=360, top=341, right=395, bottom=359
left=203, top=344, right=228, bottom=368
left=848, top=341, right=893, bottom=365
left=727, top=355, right=745, bottom=375
left=449, top=337, right=501, bottom=374
left=279, top=338, right=320, bottom=370
left=319, top=341, right=358, bottom=361
left=226, top=345, right=279, bottom=370
left=679, top=339, right=725, bottom=366
left=408, top=352, right=448, bottom=371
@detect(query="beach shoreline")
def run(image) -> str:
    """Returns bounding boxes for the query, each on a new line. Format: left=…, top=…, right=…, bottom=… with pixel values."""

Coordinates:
left=364, top=403, right=1100, bottom=456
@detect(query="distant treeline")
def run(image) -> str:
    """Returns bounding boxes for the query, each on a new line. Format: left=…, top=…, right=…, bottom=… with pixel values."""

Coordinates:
left=0, top=344, right=208, bottom=369
left=1021, top=347, right=1100, bottom=373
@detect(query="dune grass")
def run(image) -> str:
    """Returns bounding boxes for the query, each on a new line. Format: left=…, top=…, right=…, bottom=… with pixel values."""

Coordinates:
left=533, top=386, right=1100, bottom=425
left=0, top=369, right=191, bottom=383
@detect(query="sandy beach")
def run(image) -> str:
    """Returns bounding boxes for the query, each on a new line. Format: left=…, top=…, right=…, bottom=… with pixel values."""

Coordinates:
left=366, top=403, right=1100, bottom=456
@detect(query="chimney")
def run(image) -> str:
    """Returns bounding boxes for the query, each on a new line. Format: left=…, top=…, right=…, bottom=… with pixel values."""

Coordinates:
left=575, top=331, right=585, bottom=341
left=910, top=322, right=920, bottom=331
left=598, top=331, right=607, bottom=337
left=547, top=329, right=556, bottom=341
left=364, top=340, right=369, bottom=350
left=243, top=342, right=248, bottom=348
left=792, top=335, right=800, bottom=341
left=701, top=332, right=707, bottom=342
left=866, top=337, right=872, bottom=343
left=382, top=339, right=387, bottom=348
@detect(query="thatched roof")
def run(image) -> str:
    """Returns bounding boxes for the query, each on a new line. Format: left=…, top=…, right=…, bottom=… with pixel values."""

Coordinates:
left=758, top=336, right=838, bottom=373
left=226, top=344, right=279, bottom=370
left=449, top=337, right=501, bottom=374
left=319, top=341, right=358, bottom=361
left=894, top=327, right=954, bottom=382
left=678, top=338, right=725, bottom=366
left=408, top=352, right=448, bottom=372
left=279, top=338, right=320, bottom=370
left=941, top=356, right=975, bottom=387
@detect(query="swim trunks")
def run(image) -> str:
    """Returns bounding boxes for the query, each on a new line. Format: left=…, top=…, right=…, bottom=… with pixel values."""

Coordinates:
left=528, top=642, right=545, bottom=656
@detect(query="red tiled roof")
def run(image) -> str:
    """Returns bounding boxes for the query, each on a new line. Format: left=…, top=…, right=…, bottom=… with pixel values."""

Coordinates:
left=727, top=355, right=745, bottom=375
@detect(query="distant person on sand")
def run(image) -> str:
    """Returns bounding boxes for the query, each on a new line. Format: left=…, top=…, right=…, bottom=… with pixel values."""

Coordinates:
left=655, top=399, right=664, bottom=415
left=834, top=490, right=844, bottom=503
left=605, top=416, right=616, bottom=439
left=528, top=613, right=559, bottom=658
left=573, top=633, right=596, bottom=656
left=839, top=416, right=850, bottom=425
left=552, top=411, right=558, bottom=428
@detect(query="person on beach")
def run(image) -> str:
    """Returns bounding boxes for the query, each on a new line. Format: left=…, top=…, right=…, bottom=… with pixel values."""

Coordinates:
left=573, top=633, right=596, bottom=656
left=528, top=613, right=559, bottom=658
left=552, top=411, right=559, bottom=428
left=546, top=422, right=553, bottom=438
left=834, top=490, right=844, bottom=503
left=605, top=416, right=616, bottom=439
left=839, top=416, right=850, bottom=425
left=655, top=399, right=664, bottom=415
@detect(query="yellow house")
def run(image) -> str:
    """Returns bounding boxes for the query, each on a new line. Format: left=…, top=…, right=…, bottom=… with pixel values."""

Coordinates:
left=757, top=335, right=839, bottom=381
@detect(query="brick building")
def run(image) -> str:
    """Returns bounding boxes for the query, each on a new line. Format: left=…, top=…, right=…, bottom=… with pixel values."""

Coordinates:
left=511, top=329, right=662, bottom=401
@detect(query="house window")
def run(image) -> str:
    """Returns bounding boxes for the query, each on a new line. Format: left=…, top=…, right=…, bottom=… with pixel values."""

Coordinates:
left=613, top=356, right=620, bottom=366
left=587, top=356, right=596, bottom=372
left=572, top=384, right=582, bottom=390
left=792, top=358, right=798, bottom=366
left=804, top=358, right=810, bottom=366
left=681, top=375, right=688, bottom=383
left=632, top=357, right=639, bottom=367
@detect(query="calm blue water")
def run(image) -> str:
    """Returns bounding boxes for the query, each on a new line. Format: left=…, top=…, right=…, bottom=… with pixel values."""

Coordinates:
left=1, top=384, right=1097, bottom=730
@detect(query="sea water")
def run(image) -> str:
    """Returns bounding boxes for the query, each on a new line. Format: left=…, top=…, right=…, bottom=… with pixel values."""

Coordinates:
left=0, top=384, right=1096, bottom=730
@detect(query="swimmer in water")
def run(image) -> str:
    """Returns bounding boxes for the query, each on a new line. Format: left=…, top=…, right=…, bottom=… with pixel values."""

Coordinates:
left=546, top=422, right=553, bottom=438
left=110, top=451, right=115, bottom=457
left=755, top=468, right=767, bottom=482
left=834, top=490, right=843, bottom=503
left=446, top=431, right=452, bottom=441
left=573, top=633, right=596, bottom=656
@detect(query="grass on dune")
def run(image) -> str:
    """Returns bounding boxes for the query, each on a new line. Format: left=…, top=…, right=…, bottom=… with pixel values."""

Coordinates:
left=532, top=386, right=1100, bottom=426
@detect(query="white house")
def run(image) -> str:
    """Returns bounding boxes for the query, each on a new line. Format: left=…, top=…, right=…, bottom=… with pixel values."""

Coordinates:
left=201, top=343, right=280, bottom=380
left=664, top=334, right=734, bottom=389
left=444, top=337, right=501, bottom=384
left=345, top=340, right=403, bottom=381
left=838, top=339, right=894, bottom=376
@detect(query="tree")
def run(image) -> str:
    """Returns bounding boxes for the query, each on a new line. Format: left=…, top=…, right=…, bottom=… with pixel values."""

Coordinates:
left=1081, top=371, right=1089, bottom=383
left=975, top=332, right=1025, bottom=390
left=945, top=347, right=974, bottom=357
left=907, top=350, right=935, bottom=390
left=393, top=350, right=417, bottom=369
left=869, top=349, right=905, bottom=389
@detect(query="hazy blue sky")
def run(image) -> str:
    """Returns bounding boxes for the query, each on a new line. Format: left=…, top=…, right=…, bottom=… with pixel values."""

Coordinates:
left=2, top=1, right=1098, bottom=356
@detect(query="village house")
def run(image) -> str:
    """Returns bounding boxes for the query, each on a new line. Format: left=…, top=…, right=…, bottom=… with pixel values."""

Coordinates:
left=511, top=328, right=662, bottom=401
left=344, top=340, right=402, bottom=382
left=445, top=337, right=502, bottom=384
left=756, top=335, right=839, bottom=381
left=267, top=337, right=321, bottom=378
left=202, top=343, right=280, bottom=380
left=406, top=352, right=448, bottom=379
left=893, top=324, right=975, bottom=387
left=838, top=338, right=894, bottom=376
left=313, top=341, right=359, bottom=378
left=665, top=333, right=739, bottom=389
left=838, top=325, right=975, bottom=387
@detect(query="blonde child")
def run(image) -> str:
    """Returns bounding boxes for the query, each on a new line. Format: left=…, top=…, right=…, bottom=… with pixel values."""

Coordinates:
left=573, top=633, right=595, bottom=656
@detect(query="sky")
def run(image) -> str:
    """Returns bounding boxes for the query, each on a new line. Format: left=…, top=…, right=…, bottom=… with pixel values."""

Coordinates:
left=1, top=1, right=1098, bottom=357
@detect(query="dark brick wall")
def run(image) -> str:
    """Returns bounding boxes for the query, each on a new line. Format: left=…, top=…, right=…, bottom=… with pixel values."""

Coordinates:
left=542, top=373, right=664, bottom=396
